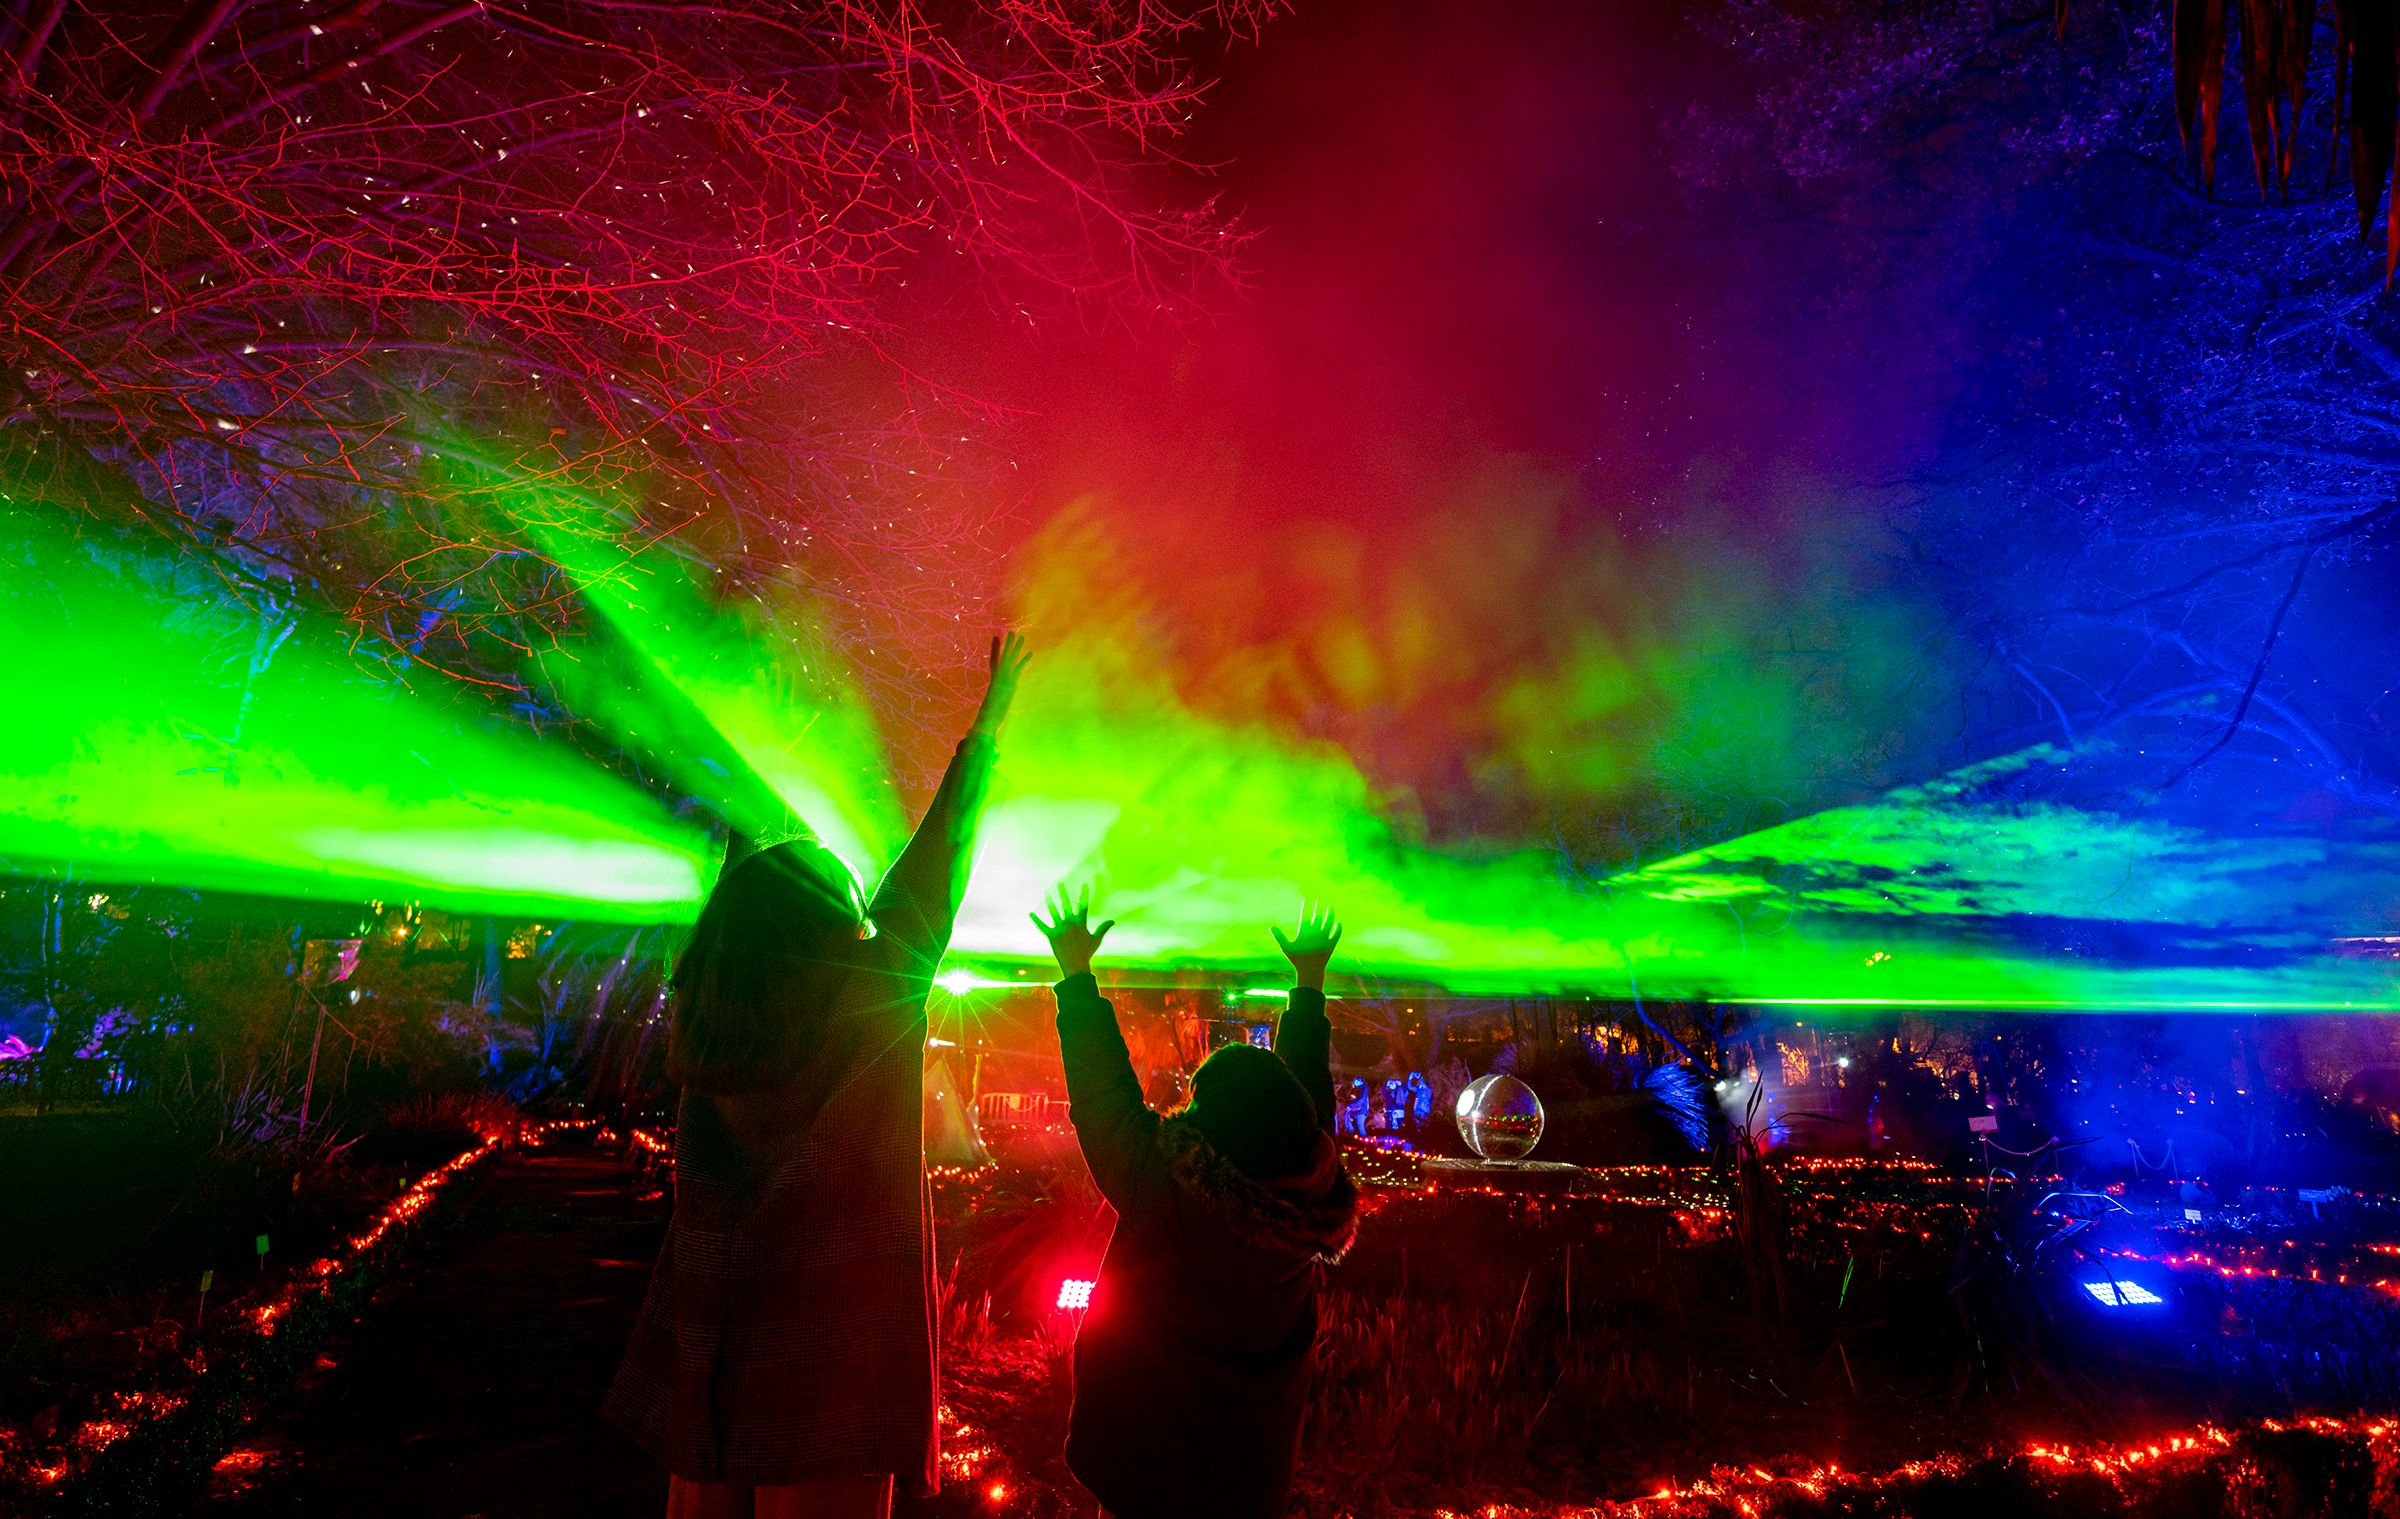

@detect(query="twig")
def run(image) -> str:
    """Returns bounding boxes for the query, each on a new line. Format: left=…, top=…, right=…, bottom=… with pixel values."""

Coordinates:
left=2074, top=500, right=2386, bottom=617
left=2152, top=542, right=2315, bottom=794
left=1494, top=1268, right=1533, bottom=1379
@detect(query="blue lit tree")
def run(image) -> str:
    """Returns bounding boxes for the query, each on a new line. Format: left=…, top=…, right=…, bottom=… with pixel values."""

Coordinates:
left=1692, top=0, right=2400, bottom=814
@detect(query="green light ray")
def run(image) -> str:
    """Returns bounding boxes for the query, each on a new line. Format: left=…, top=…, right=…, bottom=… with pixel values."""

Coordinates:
left=932, top=968, right=1025, bottom=996
left=523, top=501, right=904, bottom=892
left=14, top=470, right=2398, bottom=1013
left=522, top=507, right=2400, bottom=1008
left=0, top=506, right=708, bottom=918
left=923, top=524, right=2400, bottom=1008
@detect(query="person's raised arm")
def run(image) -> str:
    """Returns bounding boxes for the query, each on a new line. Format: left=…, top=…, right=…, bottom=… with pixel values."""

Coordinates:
left=1034, top=889, right=1163, bottom=1210
left=869, top=632, right=1029, bottom=973
left=1271, top=904, right=1342, bottom=1134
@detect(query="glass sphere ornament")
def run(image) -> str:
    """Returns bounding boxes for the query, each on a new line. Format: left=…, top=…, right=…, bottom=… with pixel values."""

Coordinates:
left=1454, top=1074, right=1545, bottom=1160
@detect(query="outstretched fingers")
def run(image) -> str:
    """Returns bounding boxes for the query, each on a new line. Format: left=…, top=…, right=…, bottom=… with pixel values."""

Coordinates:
left=988, top=629, right=1030, bottom=677
left=1034, top=886, right=1104, bottom=936
left=1034, top=882, right=1112, bottom=979
left=1281, top=903, right=1342, bottom=946
left=1032, top=888, right=1069, bottom=939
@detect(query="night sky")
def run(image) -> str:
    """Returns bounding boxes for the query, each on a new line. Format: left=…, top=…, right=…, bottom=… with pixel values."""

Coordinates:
left=901, top=0, right=1983, bottom=861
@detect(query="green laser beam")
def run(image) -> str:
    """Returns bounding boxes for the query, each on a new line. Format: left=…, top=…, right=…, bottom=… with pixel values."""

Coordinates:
left=515, top=505, right=2400, bottom=1008
left=11, top=471, right=2400, bottom=1012
left=0, top=505, right=708, bottom=918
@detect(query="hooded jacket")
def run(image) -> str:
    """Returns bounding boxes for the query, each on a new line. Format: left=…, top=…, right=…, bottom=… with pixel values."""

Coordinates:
left=1053, top=973, right=1358, bottom=1519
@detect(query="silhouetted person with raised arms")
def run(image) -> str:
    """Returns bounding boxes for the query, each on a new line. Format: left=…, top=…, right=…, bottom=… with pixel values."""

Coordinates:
left=608, top=633, right=1029, bottom=1519
left=1032, top=894, right=1358, bottom=1519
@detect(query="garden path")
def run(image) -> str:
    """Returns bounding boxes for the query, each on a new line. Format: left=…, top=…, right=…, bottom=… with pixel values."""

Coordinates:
left=191, top=1135, right=671, bottom=1519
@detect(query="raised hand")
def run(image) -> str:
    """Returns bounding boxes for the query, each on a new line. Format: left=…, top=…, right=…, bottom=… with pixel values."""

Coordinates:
left=970, top=630, right=1031, bottom=740
left=1271, top=903, right=1342, bottom=991
left=1030, top=886, right=1114, bottom=979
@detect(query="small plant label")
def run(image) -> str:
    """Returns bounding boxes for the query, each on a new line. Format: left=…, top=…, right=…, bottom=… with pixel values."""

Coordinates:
left=255, top=1233, right=270, bottom=1266
left=200, top=1269, right=214, bottom=1293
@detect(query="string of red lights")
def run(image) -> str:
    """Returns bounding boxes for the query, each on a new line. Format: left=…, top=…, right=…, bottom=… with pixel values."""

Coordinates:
left=2, top=1118, right=589, bottom=1500
left=240, top=1129, right=2400, bottom=1516
left=1425, top=1415, right=2398, bottom=1518
left=2103, top=1244, right=2400, bottom=1299
left=923, top=1396, right=2400, bottom=1516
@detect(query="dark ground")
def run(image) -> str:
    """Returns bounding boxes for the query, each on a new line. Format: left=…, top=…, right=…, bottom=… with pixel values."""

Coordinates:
left=191, top=1137, right=672, bottom=1518
left=177, top=1134, right=1062, bottom=1519
left=153, top=1132, right=2394, bottom=1519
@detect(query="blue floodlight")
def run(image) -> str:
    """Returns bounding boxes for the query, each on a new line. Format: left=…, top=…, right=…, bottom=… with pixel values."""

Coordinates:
left=2081, top=1278, right=2164, bottom=1307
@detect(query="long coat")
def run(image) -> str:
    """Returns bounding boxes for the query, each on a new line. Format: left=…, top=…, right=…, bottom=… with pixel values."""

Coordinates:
left=605, top=736, right=994, bottom=1494
left=1053, top=973, right=1358, bottom=1519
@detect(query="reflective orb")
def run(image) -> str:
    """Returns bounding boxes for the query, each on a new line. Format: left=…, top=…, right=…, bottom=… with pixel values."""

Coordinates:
left=1454, top=1074, right=1545, bottom=1160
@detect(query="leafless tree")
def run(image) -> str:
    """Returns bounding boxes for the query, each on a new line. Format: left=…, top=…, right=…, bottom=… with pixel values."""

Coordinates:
left=1, top=0, right=1260, bottom=703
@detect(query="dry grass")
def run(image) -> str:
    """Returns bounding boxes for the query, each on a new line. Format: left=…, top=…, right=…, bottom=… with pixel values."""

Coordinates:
left=924, top=1155, right=2400, bottom=1516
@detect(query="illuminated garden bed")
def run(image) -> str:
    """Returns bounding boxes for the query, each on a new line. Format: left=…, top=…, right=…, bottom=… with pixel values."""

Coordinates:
left=911, top=1136, right=2400, bottom=1517
left=0, top=1115, right=567, bottom=1514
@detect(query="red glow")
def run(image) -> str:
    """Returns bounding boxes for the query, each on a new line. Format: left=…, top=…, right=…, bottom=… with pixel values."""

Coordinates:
left=1, top=1120, right=584, bottom=1498
left=1423, top=1415, right=2399, bottom=1516
left=2106, top=1244, right=2400, bottom=1296
left=937, top=1402, right=999, bottom=1486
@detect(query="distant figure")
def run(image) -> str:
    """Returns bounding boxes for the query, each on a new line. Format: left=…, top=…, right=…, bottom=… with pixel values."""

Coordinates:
left=1406, top=1070, right=1433, bottom=1126
left=1340, top=1077, right=1371, bottom=1137
left=1382, top=1077, right=1406, bottom=1133
left=1033, top=894, right=1359, bottom=1519
left=607, top=634, right=1028, bottom=1519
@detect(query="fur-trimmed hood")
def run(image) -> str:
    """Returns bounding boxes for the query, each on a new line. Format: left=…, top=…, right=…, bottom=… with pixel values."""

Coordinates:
left=1157, top=1118, right=1358, bottom=1264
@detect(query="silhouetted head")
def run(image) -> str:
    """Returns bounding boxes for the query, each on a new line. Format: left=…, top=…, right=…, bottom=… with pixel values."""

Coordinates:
left=1180, top=1042, right=1322, bottom=1180
left=667, top=839, right=866, bottom=1094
